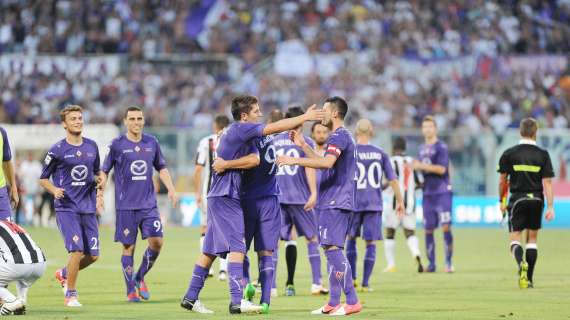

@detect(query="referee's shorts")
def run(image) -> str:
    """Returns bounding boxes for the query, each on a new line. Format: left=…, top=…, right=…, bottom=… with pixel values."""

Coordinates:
left=0, top=262, right=46, bottom=288
left=507, top=192, right=544, bottom=232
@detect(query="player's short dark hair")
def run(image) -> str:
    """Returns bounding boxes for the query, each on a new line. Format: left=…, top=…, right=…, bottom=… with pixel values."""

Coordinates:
left=268, top=109, right=284, bottom=123
left=311, top=122, right=326, bottom=133
left=422, top=115, right=437, bottom=126
left=285, top=106, right=304, bottom=119
left=324, top=96, right=348, bottom=120
left=231, top=95, right=258, bottom=121
left=214, top=114, right=230, bottom=130
left=124, top=106, right=143, bottom=118
left=520, top=117, right=538, bottom=138
left=393, top=137, right=406, bottom=152
left=60, top=105, right=83, bottom=122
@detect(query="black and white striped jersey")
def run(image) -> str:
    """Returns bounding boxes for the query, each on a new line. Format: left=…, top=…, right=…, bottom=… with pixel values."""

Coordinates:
left=384, top=155, right=422, bottom=214
left=0, top=221, right=46, bottom=264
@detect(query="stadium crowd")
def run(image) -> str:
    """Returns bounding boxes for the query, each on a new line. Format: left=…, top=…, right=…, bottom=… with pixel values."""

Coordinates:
left=1, top=0, right=569, bottom=133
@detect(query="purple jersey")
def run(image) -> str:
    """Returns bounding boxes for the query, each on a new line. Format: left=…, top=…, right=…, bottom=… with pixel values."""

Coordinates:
left=40, top=138, right=100, bottom=213
left=418, top=141, right=451, bottom=195
left=208, top=122, right=265, bottom=199
left=241, top=135, right=280, bottom=199
left=101, top=134, right=167, bottom=210
left=274, top=132, right=315, bottom=205
left=318, top=127, right=356, bottom=211
left=355, top=144, right=396, bottom=212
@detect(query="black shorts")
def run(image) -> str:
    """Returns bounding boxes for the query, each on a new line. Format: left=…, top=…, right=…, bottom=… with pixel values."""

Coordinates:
left=507, top=193, right=544, bottom=232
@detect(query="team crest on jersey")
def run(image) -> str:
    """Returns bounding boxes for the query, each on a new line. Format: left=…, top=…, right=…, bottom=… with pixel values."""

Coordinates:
left=76, top=150, right=82, bottom=157
left=135, top=146, right=141, bottom=152
left=72, top=235, right=80, bottom=243
left=123, top=228, right=130, bottom=236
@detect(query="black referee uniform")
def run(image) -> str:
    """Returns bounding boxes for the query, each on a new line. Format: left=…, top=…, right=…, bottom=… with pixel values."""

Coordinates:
left=497, top=140, right=554, bottom=232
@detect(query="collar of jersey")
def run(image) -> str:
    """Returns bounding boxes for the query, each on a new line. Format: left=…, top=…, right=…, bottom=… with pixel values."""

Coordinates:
left=519, top=139, right=537, bottom=145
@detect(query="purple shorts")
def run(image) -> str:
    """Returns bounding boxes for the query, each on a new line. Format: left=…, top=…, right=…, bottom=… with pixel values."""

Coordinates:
left=242, top=196, right=281, bottom=252
left=349, top=211, right=383, bottom=241
left=0, top=187, right=12, bottom=220
left=56, top=211, right=99, bottom=256
left=317, top=208, right=352, bottom=248
left=422, top=193, right=453, bottom=230
left=280, top=204, right=318, bottom=241
left=202, top=196, right=246, bottom=256
left=115, top=207, right=163, bottom=245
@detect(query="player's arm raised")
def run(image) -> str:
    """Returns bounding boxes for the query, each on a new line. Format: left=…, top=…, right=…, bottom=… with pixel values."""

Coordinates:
left=262, top=105, right=324, bottom=136
left=278, top=153, right=337, bottom=169
left=213, top=153, right=260, bottom=174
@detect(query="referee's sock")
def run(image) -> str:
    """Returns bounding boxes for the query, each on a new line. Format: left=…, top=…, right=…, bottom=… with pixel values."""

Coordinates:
left=510, top=241, right=524, bottom=269
left=285, top=241, right=297, bottom=286
left=525, top=243, right=538, bottom=283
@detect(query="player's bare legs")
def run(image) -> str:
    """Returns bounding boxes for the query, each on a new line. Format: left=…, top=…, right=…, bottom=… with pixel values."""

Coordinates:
left=442, top=223, right=454, bottom=272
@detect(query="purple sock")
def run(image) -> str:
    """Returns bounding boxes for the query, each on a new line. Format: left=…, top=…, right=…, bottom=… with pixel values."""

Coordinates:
left=62, top=267, right=68, bottom=279
left=328, top=249, right=358, bottom=305
left=135, top=248, right=160, bottom=282
left=307, top=241, right=322, bottom=284
left=444, top=230, right=453, bottom=266
left=272, top=248, right=278, bottom=289
left=243, top=255, right=250, bottom=285
left=345, top=239, right=357, bottom=280
left=184, top=264, right=209, bottom=301
left=426, top=232, right=436, bottom=270
left=228, top=262, right=244, bottom=305
left=65, top=289, right=77, bottom=298
left=325, top=251, right=341, bottom=307
left=121, top=255, right=135, bottom=294
left=259, top=256, right=274, bottom=305
left=362, top=244, right=376, bottom=287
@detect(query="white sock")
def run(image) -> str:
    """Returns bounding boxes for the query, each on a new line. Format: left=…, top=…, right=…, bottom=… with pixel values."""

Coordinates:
left=407, top=235, right=421, bottom=258
left=384, top=239, right=396, bottom=267
left=16, top=281, right=28, bottom=304
left=199, top=235, right=204, bottom=252
left=0, top=287, right=16, bottom=302
left=219, top=257, right=228, bottom=273
left=285, top=240, right=297, bottom=247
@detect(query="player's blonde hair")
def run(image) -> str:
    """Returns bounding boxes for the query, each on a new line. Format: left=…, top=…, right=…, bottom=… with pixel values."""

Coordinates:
left=355, top=118, right=373, bottom=137
left=60, top=105, right=83, bottom=122
left=422, top=115, right=437, bottom=126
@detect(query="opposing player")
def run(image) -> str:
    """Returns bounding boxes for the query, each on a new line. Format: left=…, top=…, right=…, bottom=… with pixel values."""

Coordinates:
left=277, top=96, right=361, bottom=316
left=39, top=105, right=103, bottom=307
left=274, top=106, right=327, bottom=296
left=0, top=126, right=18, bottom=221
left=100, top=106, right=178, bottom=302
left=180, top=95, right=323, bottom=314
left=346, top=119, right=404, bottom=291
left=498, top=117, right=554, bottom=288
left=383, top=137, right=424, bottom=273
left=0, top=220, right=46, bottom=315
left=413, top=116, right=454, bottom=273
left=194, top=114, right=230, bottom=280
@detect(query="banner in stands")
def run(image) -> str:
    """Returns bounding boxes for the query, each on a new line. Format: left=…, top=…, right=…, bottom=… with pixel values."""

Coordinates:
left=0, top=54, right=122, bottom=77
left=180, top=195, right=570, bottom=228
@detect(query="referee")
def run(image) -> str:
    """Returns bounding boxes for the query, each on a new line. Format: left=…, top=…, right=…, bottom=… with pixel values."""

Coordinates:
left=0, top=220, right=46, bottom=315
left=498, top=117, right=555, bottom=289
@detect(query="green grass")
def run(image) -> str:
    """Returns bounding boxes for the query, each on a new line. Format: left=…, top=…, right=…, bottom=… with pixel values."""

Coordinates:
left=20, top=226, right=570, bottom=319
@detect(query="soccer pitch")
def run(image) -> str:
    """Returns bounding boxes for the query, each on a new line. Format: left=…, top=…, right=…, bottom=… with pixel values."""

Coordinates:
left=22, top=227, right=569, bottom=319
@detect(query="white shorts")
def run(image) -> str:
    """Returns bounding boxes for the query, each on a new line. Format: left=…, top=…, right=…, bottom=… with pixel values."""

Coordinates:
left=383, top=208, right=417, bottom=230
left=0, top=262, right=46, bottom=288
left=199, top=196, right=208, bottom=227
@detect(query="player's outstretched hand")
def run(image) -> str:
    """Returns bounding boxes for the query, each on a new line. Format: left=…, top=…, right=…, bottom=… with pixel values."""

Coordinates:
left=304, top=193, right=317, bottom=211
left=304, top=104, right=325, bottom=122
left=52, top=187, right=65, bottom=199
left=168, top=190, right=179, bottom=208
left=276, top=155, right=296, bottom=167
left=545, top=207, right=555, bottom=221
left=212, top=158, right=227, bottom=174
left=9, top=188, right=19, bottom=211
left=289, top=130, right=306, bottom=147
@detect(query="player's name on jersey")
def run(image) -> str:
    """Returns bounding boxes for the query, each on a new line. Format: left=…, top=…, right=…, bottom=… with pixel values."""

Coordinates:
left=258, top=135, right=274, bottom=149
left=357, top=152, right=383, bottom=161
left=273, top=138, right=296, bottom=147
